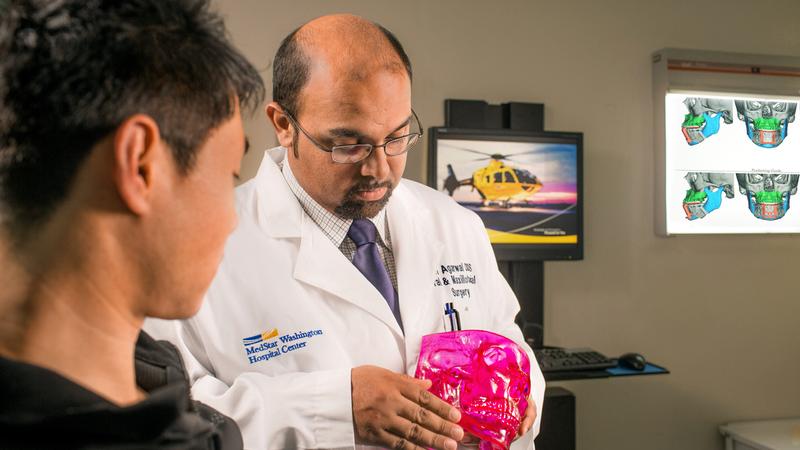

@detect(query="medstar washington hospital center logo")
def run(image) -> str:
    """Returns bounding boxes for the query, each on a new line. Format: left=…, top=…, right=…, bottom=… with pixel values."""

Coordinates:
left=241, top=327, right=324, bottom=365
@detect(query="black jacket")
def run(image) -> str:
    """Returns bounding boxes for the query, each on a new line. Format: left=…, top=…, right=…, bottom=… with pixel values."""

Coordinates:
left=0, top=332, right=243, bottom=450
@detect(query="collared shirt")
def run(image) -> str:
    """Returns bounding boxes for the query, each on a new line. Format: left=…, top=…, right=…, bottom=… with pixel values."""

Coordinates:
left=281, top=158, right=398, bottom=291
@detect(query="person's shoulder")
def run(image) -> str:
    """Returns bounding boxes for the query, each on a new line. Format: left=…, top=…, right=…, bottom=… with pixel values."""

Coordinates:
left=397, top=179, right=484, bottom=225
left=399, top=179, right=468, bottom=212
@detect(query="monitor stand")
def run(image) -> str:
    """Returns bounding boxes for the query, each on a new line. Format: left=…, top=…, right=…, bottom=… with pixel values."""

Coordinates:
left=498, top=260, right=545, bottom=348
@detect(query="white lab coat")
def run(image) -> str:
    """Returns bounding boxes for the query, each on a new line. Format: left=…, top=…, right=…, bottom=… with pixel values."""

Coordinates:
left=145, top=147, right=545, bottom=450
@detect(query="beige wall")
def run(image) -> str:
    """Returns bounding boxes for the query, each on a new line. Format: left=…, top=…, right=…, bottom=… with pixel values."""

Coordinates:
left=216, top=1, right=800, bottom=449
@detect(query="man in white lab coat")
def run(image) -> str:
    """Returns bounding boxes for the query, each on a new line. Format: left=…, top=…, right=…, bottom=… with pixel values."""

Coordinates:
left=146, top=14, right=545, bottom=450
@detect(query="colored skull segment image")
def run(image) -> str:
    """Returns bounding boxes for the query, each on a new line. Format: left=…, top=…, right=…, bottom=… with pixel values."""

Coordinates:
left=415, top=330, right=531, bottom=450
left=735, top=100, right=797, bottom=148
left=736, top=173, right=799, bottom=220
left=682, top=172, right=735, bottom=220
left=681, top=97, right=734, bottom=145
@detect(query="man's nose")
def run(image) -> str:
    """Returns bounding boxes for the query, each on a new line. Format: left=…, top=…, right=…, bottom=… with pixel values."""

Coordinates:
left=762, top=105, right=773, bottom=117
left=765, top=177, right=775, bottom=190
left=360, top=145, right=390, bottom=180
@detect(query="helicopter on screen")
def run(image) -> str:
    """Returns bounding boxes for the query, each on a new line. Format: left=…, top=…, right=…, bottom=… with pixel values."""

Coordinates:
left=442, top=147, right=543, bottom=208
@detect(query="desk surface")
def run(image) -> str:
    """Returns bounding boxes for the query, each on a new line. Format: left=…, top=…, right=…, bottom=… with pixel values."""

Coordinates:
left=720, top=418, right=800, bottom=450
left=544, top=362, right=669, bottom=382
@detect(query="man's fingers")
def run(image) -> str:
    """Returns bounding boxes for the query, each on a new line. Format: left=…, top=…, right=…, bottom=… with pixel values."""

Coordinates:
left=398, top=400, right=464, bottom=441
left=408, top=376, right=432, bottom=389
left=517, top=398, right=537, bottom=437
left=386, top=415, right=459, bottom=450
left=352, top=368, right=466, bottom=449
left=399, top=379, right=461, bottom=423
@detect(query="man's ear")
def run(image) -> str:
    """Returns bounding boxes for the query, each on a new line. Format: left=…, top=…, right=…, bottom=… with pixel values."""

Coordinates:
left=112, top=115, right=163, bottom=216
left=265, top=102, right=295, bottom=150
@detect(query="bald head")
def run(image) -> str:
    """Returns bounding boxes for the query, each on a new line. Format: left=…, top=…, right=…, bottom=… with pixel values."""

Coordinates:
left=273, top=14, right=411, bottom=117
left=298, top=15, right=407, bottom=82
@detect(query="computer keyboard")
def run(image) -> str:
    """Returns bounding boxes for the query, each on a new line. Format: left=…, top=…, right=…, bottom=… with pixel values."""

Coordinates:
left=534, top=347, right=616, bottom=373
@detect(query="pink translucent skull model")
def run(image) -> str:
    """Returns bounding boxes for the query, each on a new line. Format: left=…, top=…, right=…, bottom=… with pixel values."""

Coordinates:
left=415, top=330, right=531, bottom=450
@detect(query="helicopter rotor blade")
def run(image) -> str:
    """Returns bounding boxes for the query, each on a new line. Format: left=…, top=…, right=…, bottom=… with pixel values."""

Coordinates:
left=514, top=146, right=575, bottom=157
left=448, top=146, right=496, bottom=157
left=449, top=143, right=574, bottom=161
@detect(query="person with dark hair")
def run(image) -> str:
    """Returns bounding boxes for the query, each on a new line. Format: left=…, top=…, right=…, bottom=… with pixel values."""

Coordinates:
left=0, top=0, right=264, bottom=448
left=147, top=13, right=544, bottom=450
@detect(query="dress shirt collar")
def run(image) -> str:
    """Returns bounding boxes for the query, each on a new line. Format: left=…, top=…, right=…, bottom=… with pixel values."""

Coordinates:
left=281, top=156, right=389, bottom=247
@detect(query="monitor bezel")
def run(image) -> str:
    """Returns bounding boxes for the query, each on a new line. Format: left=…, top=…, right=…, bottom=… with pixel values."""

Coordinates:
left=427, top=127, right=584, bottom=261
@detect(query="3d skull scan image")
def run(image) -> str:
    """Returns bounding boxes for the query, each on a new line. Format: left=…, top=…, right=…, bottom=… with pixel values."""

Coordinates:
left=735, top=100, right=797, bottom=148
left=736, top=173, right=800, bottom=220
left=681, top=97, right=734, bottom=145
left=415, top=330, right=531, bottom=450
left=682, top=172, right=735, bottom=220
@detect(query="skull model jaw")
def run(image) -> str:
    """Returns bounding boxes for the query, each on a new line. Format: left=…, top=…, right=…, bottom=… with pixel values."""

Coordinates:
left=735, top=100, right=797, bottom=148
left=460, top=400, right=522, bottom=450
left=415, top=330, right=532, bottom=450
left=736, top=173, right=800, bottom=221
left=745, top=120, right=786, bottom=148
left=747, top=194, right=787, bottom=220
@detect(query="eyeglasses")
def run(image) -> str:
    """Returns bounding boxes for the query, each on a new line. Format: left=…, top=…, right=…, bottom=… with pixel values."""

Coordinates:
left=282, top=108, right=423, bottom=164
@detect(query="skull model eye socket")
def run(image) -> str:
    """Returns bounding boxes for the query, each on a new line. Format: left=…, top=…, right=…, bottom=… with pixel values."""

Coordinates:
left=772, top=102, right=788, bottom=113
left=746, top=101, right=763, bottom=110
left=748, top=174, right=764, bottom=184
left=482, top=346, right=508, bottom=366
left=775, top=174, right=789, bottom=184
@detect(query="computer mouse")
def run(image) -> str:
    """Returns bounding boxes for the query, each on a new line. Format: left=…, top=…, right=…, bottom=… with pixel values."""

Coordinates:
left=618, top=353, right=646, bottom=371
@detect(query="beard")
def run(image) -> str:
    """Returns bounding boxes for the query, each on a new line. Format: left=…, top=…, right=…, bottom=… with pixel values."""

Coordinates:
left=334, top=178, right=394, bottom=219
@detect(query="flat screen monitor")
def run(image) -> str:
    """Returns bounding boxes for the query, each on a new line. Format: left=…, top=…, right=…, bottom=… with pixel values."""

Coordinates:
left=428, top=128, right=583, bottom=261
left=664, top=91, right=800, bottom=234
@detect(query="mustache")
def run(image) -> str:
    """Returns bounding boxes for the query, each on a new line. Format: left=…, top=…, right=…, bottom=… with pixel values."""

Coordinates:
left=345, top=179, right=393, bottom=197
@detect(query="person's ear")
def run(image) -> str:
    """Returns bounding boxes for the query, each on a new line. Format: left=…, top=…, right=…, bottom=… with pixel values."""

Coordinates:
left=265, top=102, right=295, bottom=150
left=112, top=114, right=164, bottom=216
